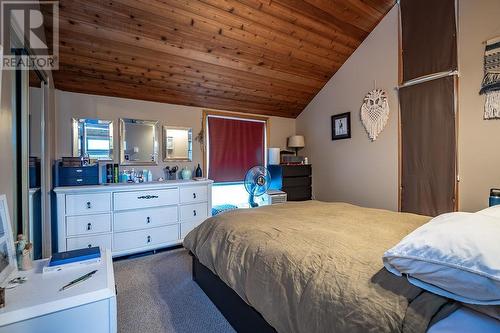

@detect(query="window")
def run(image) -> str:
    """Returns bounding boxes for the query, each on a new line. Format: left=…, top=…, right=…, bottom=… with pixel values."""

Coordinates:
left=206, top=113, right=267, bottom=183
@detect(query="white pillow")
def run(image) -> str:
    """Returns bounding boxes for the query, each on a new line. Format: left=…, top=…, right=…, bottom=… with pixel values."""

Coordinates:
left=383, top=212, right=500, bottom=305
left=477, top=205, right=500, bottom=219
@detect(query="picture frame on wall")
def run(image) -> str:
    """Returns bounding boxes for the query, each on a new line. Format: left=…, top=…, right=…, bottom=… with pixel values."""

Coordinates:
left=331, top=112, right=351, bottom=140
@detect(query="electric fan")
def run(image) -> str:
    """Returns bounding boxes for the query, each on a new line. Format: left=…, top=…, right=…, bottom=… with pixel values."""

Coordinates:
left=244, top=166, right=271, bottom=208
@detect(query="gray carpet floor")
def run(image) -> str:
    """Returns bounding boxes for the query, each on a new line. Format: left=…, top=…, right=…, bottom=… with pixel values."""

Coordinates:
left=113, top=248, right=236, bottom=333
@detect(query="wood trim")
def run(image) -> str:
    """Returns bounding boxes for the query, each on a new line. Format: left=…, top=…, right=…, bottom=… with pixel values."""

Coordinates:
left=397, top=3, right=402, bottom=212
left=454, top=0, right=460, bottom=212
left=454, top=74, right=460, bottom=212
left=202, top=109, right=270, bottom=179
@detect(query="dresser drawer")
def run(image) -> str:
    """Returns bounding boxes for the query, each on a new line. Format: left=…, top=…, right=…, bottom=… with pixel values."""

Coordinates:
left=66, top=214, right=112, bottom=237
left=66, top=234, right=112, bottom=251
left=282, top=165, right=312, bottom=177
left=180, top=186, right=207, bottom=204
left=180, top=203, right=208, bottom=221
left=282, top=176, right=312, bottom=188
left=113, top=188, right=179, bottom=211
left=113, top=225, right=178, bottom=252
left=282, top=186, right=312, bottom=201
left=114, top=206, right=178, bottom=232
left=66, top=193, right=111, bottom=215
left=180, top=220, right=203, bottom=238
left=60, top=166, right=98, bottom=178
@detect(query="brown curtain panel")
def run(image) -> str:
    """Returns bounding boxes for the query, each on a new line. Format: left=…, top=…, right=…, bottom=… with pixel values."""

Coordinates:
left=399, top=76, right=456, bottom=216
left=401, top=0, right=457, bottom=82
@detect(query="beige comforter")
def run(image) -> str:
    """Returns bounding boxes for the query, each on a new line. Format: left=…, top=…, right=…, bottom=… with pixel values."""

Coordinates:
left=184, top=201, right=454, bottom=333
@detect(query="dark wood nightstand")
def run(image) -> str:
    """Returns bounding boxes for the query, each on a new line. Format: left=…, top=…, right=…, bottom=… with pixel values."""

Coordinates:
left=281, top=164, right=312, bottom=201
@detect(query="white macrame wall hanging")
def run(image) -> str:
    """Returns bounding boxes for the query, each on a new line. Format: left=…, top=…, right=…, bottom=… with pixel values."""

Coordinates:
left=485, top=91, right=500, bottom=119
left=360, top=89, right=390, bottom=141
left=481, top=37, right=500, bottom=119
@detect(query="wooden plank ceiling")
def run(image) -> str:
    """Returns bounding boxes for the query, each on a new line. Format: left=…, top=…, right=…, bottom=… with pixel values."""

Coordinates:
left=44, top=0, right=395, bottom=118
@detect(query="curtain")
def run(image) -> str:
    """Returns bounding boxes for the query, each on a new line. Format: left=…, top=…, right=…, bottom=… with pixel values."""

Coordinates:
left=401, top=0, right=457, bottom=82
left=399, top=76, right=456, bottom=216
left=208, top=116, right=265, bottom=183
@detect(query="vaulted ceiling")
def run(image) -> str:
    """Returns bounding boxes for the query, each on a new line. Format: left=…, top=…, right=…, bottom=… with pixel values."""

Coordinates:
left=44, top=0, right=395, bottom=118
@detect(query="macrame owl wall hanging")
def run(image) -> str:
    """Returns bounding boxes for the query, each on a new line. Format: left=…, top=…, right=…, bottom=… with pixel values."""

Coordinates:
left=360, top=89, right=390, bottom=141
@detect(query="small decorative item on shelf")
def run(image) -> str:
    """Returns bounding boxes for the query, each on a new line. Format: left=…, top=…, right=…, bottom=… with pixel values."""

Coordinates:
left=181, top=167, right=192, bottom=180
left=106, top=163, right=113, bottom=183
left=195, top=163, right=202, bottom=178
left=165, top=165, right=179, bottom=180
left=113, top=164, right=119, bottom=183
left=15, top=234, right=32, bottom=271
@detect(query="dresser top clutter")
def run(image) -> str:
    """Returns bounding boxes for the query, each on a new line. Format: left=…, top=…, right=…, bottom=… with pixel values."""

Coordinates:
left=54, top=180, right=213, bottom=257
left=53, top=179, right=213, bottom=193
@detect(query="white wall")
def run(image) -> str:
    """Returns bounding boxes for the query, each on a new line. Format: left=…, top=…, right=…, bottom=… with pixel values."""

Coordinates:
left=55, top=90, right=296, bottom=179
left=296, top=1, right=500, bottom=212
left=296, top=6, right=400, bottom=211
left=458, top=0, right=500, bottom=211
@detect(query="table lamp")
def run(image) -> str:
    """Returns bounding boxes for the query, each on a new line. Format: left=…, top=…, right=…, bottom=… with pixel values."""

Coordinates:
left=287, top=135, right=305, bottom=156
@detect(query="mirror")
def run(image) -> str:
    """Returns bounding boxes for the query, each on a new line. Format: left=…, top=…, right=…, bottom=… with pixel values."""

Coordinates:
left=72, top=118, right=114, bottom=161
left=163, top=126, right=193, bottom=161
left=28, top=69, right=44, bottom=259
left=0, top=195, right=17, bottom=284
left=120, top=118, right=159, bottom=165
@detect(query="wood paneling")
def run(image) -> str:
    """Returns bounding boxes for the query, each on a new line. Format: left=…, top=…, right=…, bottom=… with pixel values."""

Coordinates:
left=44, top=0, right=395, bottom=118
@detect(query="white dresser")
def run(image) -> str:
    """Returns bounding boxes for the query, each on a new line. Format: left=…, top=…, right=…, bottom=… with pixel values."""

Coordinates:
left=54, top=180, right=213, bottom=257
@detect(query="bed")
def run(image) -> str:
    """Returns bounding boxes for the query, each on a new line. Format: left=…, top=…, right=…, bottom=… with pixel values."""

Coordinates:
left=183, top=201, right=500, bottom=333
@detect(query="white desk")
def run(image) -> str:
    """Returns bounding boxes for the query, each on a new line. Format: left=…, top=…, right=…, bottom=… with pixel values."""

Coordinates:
left=0, top=249, right=116, bottom=333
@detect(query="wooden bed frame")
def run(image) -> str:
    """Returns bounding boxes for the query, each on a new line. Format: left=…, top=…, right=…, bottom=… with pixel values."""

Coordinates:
left=192, top=254, right=276, bottom=333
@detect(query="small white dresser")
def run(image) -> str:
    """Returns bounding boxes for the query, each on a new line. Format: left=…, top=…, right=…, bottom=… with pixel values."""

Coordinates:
left=54, top=180, right=213, bottom=257
left=0, top=249, right=116, bottom=333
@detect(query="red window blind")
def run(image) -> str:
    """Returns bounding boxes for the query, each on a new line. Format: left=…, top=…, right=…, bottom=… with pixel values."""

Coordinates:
left=208, top=116, right=265, bottom=183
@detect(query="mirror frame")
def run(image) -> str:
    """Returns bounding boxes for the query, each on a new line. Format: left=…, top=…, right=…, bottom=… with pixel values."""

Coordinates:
left=72, top=118, right=114, bottom=161
left=119, top=118, right=160, bottom=166
left=163, top=126, right=193, bottom=162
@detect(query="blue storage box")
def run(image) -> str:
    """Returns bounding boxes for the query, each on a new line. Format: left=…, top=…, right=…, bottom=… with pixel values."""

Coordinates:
left=58, top=163, right=99, bottom=186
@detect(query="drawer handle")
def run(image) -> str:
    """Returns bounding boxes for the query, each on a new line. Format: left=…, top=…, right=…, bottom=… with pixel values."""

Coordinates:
left=87, top=222, right=92, bottom=231
left=147, top=235, right=151, bottom=243
left=193, top=193, right=197, bottom=199
left=137, top=195, right=159, bottom=200
left=76, top=169, right=83, bottom=173
left=76, top=179, right=83, bottom=182
left=146, top=216, right=151, bottom=224
left=86, top=202, right=92, bottom=209
left=193, top=210, right=197, bottom=216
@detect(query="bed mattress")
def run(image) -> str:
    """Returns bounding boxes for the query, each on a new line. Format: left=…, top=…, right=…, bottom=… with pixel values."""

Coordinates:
left=184, top=201, right=472, bottom=333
